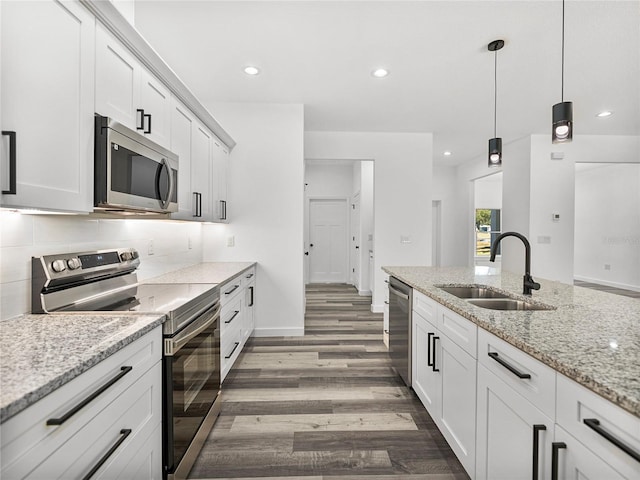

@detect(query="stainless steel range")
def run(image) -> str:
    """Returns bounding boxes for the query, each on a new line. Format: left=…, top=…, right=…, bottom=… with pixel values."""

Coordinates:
left=32, top=248, right=221, bottom=480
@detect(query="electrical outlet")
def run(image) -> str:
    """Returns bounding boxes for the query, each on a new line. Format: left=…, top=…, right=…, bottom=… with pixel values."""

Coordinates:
left=188, top=237, right=193, bottom=250
left=604, top=264, right=611, bottom=271
left=537, top=236, right=551, bottom=244
left=227, top=236, right=235, bottom=247
left=148, top=239, right=154, bottom=255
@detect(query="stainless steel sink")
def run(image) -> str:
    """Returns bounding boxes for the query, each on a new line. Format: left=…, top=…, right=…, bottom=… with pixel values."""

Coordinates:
left=467, top=298, right=555, bottom=311
left=438, top=286, right=510, bottom=299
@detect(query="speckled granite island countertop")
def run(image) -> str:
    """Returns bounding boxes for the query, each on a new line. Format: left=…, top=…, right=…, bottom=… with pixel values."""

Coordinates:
left=383, top=266, right=640, bottom=418
left=0, top=313, right=165, bottom=423
left=145, top=262, right=255, bottom=284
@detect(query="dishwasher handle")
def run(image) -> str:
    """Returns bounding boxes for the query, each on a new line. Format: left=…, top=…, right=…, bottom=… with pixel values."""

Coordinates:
left=389, top=284, right=410, bottom=300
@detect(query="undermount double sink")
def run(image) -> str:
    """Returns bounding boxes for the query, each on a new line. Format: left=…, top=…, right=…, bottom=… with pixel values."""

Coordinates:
left=437, top=286, right=555, bottom=311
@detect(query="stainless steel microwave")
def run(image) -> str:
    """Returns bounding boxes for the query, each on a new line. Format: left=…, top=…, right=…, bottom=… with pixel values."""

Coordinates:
left=94, top=114, right=178, bottom=213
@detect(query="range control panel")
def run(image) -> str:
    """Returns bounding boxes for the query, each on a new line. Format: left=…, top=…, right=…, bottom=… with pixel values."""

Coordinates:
left=34, top=248, right=140, bottom=280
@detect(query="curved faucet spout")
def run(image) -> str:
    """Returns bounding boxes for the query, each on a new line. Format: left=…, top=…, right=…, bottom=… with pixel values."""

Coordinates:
left=489, top=231, right=540, bottom=295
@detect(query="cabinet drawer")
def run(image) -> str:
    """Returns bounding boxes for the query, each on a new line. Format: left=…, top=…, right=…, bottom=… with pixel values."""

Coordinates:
left=221, top=326, right=243, bottom=382
left=4, top=362, right=161, bottom=479
left=221, top=293, right=243, bottom=337
left=220, top=276, right=242, bottom=305
left=413, top=290, right=437, bottom=325
left=1, top=327, right=162, bottom=477
left=478, top=328, right=556, bottom=419
left=556, top=374, right=640, bottom=478
left=437, top=304, right=477, bottom=358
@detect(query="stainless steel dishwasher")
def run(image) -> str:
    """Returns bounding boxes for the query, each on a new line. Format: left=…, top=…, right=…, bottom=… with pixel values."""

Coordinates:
left=388, top=277, right=412, bottom=386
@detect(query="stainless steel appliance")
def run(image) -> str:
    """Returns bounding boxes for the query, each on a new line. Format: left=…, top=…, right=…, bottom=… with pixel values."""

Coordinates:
left=94, top=114, right=179, bottom=214
left=32, top=248, right=221, bottom=480
left=388, top=277, right=412, bottom=386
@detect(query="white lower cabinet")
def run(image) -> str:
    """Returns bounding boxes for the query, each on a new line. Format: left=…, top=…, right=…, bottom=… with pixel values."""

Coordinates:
left=475, top=363, right=553, bottom=480
left=412, top=291, right=476, bottom=477
left=220, top=267, right=257, bottom=383
left=0, top=327, right=162, bottom=479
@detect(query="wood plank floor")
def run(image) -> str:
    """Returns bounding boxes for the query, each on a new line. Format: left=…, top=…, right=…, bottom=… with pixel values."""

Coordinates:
left=189, top=283, right=469, bottom=480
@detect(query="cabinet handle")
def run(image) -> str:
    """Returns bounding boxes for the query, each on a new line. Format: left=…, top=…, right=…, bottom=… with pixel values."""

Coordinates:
left=225, top=342, right=240, bottom=359
left=432, top=336, right=440, bottom=372
left=583, top=418, right=640, bottom=462
left=224, top=284, right=239, bottom=295
left=82, top=428, right=131, bottom=480
left=193, top=192, right=200, bottom=217
left=246, top=273, right=254, bottom=279
left=249, top=286, right=254, bottom=307
left=427, top=332, right=434, bottom=367
left=220, top=199, right=227, bottom=220
left=144, top=113, right=152, bottom=134
left=2, top=131, right=17, bottom=194
left=47, top=366, right=133, bottom=426
left=136, top=109, right=145, bottom=130
left=488, top=351, right=531, bottom=379
left=225, top=310, right=240, bottom=324
left=388, top=285, right=409, bottom=300
left=551, top=441, right=566, bottom=480
left=532, top=424, right=547, bottom=480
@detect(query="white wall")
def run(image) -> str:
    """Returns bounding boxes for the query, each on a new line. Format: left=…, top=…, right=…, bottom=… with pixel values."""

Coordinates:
left=474, top=173, right=502, bottom=209
left=201, top=103, right=305, bottom=336
left=305, top=131, right=432, bottom=310
left=574, top=163, right=640, bottom=291
left=305, top=163, right=353, bottom=197
left=0, top=212, right=203, bottom=320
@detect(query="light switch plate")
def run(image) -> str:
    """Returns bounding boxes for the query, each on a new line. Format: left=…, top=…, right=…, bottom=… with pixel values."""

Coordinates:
left=227, top=236, right=235, bottom=247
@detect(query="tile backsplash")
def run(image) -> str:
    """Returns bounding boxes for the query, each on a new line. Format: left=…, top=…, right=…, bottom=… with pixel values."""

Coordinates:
left=0, top=212, right=203, bottom=320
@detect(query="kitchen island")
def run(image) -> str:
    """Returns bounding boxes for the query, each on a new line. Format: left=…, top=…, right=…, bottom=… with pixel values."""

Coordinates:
left=383, top=266, right=639, bottom=417
left=384, top=265, right=640, bottom=479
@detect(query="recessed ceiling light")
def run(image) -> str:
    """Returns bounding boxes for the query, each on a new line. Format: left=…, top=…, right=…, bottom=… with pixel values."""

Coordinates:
left=372, top=68, right=389, bottom=78
left=596, top=110, right=613, bottom=117
left=244, top=66, right=260, bottom=76
left=444, top=151, right=452, bottom=156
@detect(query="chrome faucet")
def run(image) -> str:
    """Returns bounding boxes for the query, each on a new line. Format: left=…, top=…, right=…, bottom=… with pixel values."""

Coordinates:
left=490, top=231, right=541, bottom=296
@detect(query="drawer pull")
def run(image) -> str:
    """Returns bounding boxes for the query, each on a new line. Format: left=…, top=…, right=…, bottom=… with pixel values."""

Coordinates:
left=224, top=284, right=239, bottom=295
left=246, top=273, right=254, bottom=279
left=427, top=332, right=434, bottom=367
left=225, top=310, right=240, bottom=324
left=532, top=424, right=547, bottom=480
left=46, top=366, right=133, bottom=426
left=82, top=428, right=131, bottom=480
left=225, top=342, right=240, bottom=359
left=583, top=418, right=640, bottom=462
left=551, top=441, right=566, bottom=480
left=488, top=351, right=531, bottom=379
left=249, top=286, right=254, bottom=307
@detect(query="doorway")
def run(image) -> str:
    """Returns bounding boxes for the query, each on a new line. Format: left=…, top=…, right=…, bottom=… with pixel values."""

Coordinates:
left=473, top=172, right=503, bottom=267
left=350, top=194, right=361, bottom=285
left=308, top=198, right=349, bottom=283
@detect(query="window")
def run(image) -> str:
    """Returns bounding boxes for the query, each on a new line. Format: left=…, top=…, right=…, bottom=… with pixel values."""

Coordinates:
left=475, top=209, right=501, bottom=256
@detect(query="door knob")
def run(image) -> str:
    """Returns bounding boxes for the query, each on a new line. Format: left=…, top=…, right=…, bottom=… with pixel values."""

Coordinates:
left=310, top=244, right=314, bottom=247
left=304, top=252, right=309, bottom=256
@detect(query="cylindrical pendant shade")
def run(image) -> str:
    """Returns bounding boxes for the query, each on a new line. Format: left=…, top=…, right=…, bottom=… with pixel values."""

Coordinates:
left=488, top=137, right=502, bottom=167
left=552, top=101, right=573, bottom=143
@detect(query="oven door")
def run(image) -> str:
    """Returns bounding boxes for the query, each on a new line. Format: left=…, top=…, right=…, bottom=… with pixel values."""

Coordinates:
left=163, top=302, right=220, bottom=477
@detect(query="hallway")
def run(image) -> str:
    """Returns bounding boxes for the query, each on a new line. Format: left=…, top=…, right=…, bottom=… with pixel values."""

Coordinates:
left=189, top=284, right=468, bottom=479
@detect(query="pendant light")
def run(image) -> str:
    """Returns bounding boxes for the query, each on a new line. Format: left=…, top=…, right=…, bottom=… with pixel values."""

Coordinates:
left=552, top=0, right=573, bottom=143
left=488, top=39, right=504, bottom=167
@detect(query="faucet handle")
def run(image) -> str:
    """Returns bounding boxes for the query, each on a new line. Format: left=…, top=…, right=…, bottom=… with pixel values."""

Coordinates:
left=524, top=274, right=541, bottom=293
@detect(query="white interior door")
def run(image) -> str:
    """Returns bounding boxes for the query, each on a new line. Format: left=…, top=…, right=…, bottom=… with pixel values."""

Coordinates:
left=309, top=199, right=348, bottom=283
left=350, top=196, right=361, bottom=287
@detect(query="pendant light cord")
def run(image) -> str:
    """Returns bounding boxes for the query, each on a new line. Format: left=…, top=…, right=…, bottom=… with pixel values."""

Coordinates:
left=494, top=49, right=498, bottom=137
left=561, top=0, right=565, bottom=102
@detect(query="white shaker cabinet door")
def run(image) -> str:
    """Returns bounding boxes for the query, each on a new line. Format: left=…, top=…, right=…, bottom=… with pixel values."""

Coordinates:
left=411, top=311, right=440, bottom=414
left=170, top=98, right=195, bottom=220
left=476, top=363, right=553, bottom=480
left=139, top=68, right=171, bottom=149
left=1, top=0, right=94, bottom=212
left=95, top=23, right=141, bottom=130
left=191, top=121, right=214, bottom=221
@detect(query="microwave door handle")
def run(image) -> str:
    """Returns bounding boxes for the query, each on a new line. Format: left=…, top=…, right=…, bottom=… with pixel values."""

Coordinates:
left=159, top=158, right=174, bottom=210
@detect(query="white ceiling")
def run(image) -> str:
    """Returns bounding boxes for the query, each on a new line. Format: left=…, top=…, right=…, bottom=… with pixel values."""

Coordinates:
left=134, top=0, right=640, bottom=166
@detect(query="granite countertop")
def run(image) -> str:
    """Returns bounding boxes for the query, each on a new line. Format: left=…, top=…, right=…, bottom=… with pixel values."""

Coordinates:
left=0, top=313, right=165, bottom=423
left=145, top=262, right=255, bottom=284
left=383, top=266, right=640, bottom=418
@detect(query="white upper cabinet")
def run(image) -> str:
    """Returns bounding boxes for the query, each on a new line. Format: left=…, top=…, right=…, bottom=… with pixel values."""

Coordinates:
left=191, top=121, right=214, bottom=222
left=212, top=139, right=229, bottom=223
left=95, top=24, right=171, bottom=149
left=170, top=98, right=194, bottom=220
left=1, top=0, right=95, bottom=213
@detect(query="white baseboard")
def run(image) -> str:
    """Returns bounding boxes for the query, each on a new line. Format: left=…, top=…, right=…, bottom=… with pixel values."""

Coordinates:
left=371, top=304, right=384, bottom=313
left=574, top=275, right=640, bottom=293
left=358, top=289, right=372, bottom=296
left=253, top=327, right=305, bottom=337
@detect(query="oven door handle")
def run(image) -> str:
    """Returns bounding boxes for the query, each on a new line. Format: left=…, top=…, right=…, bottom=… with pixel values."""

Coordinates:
left=165, top=303, right=220, bottom=356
